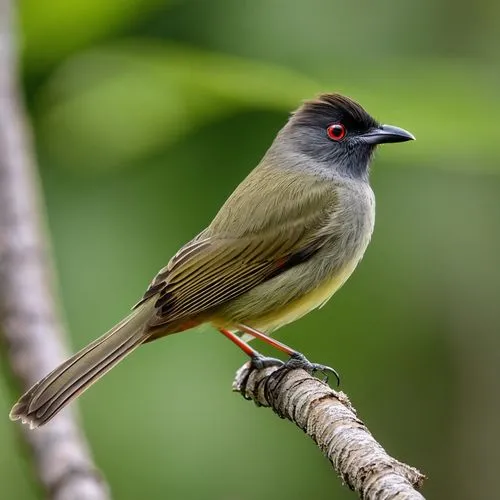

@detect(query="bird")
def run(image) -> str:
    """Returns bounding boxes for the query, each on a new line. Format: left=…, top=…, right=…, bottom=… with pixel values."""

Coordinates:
left=9, top=93, right=414, bottom=428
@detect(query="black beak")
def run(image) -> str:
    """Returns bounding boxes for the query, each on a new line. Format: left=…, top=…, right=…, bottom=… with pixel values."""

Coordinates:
left=362, top=124, right=415, bottom=145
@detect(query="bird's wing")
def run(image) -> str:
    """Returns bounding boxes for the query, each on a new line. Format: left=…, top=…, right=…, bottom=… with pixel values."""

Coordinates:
left=141, top=229, right=326, bottom=330
left=138, top=165, right=338, bottom=329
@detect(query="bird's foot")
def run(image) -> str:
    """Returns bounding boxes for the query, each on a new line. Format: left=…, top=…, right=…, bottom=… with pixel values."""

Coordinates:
left=250, top=353, right=284, bottom=371
left=239, top=353, right=284, bottom=400
left=283, top=351, right=340, bottom=386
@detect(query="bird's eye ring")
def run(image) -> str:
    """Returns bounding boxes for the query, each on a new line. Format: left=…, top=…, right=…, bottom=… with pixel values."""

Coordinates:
left=326, top=123, right=346, bottom=141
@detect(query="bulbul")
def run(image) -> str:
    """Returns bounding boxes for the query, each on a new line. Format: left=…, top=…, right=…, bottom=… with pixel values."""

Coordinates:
left=10, top=93, right=414, bottom=428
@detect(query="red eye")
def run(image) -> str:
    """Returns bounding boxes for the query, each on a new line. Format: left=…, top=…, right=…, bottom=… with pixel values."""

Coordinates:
left=326, top=123, right=346, bottom=141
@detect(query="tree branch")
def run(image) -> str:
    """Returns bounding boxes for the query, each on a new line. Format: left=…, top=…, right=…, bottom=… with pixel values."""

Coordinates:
left=0, top=1, right=110, bottom=498
left=233, top=363, right=426, bottom=500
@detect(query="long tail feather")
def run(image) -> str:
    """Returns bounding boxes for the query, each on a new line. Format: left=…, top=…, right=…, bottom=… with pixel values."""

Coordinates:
left=9, top=301, right=154, bottom=428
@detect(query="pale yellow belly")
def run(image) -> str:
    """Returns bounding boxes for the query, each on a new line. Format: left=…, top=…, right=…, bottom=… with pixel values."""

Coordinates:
left=243, top=260, right=358, bottom=333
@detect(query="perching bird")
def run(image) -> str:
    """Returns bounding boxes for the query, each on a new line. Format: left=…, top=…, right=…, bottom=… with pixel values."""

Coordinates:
left=10, top=93, right=414, bottom=428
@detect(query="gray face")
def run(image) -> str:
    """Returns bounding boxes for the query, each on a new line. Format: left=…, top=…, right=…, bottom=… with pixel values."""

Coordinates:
left=282, top=94, right=414, bottom=181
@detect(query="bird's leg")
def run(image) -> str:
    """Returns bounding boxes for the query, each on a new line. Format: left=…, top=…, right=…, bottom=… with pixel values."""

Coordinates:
left=237, top=323, right=341, bottom=386
left=217, top=328, right=283, bottom=399
left=236, top=324, right=297, bottom=356
left=217, top=328, right=284, bottom=370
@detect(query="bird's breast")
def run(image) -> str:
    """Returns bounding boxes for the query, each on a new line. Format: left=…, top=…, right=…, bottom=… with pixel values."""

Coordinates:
left=259, top=182, right=374, bottom=330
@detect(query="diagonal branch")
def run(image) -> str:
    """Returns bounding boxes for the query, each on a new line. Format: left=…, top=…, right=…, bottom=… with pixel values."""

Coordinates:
left=0, top=1, right=110, bottom=499
left=233, top=363, right=426, bottom=500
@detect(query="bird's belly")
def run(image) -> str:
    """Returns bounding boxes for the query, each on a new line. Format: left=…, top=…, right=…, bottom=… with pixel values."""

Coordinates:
left=247, top=258, right=359, bottom=332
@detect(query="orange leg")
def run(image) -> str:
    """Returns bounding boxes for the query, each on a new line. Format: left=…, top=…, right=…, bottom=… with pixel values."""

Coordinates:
left=217, top=328, right=260, bottom=358
left=236, top=324, right=297, bottom=356
left=217, top=327, right=284, bottom=371
left=218, top=325, right=340, bottom=386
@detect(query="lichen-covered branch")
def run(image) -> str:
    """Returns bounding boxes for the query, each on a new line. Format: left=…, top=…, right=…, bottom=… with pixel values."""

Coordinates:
left=233, top=363, right=426, bottom=500
left=0, top=1, right=110, bottom=498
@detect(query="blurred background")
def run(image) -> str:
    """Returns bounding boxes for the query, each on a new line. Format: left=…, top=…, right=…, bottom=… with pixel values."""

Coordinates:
left=1, top=1, right=499, bottom=499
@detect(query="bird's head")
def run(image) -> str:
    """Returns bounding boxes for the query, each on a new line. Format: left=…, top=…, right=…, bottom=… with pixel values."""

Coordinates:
left=280, top=93, right=414, bottom=181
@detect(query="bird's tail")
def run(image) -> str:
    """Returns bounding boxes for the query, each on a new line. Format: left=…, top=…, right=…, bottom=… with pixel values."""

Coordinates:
left=9, top=301, right=155, bottom=429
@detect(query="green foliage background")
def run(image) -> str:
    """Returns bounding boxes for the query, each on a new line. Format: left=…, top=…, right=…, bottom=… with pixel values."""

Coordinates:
left=1, top=1, right=499, bottom=499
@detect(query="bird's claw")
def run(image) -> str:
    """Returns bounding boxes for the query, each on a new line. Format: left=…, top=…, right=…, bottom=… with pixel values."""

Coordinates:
left=284, top=352, right=340, bottom=387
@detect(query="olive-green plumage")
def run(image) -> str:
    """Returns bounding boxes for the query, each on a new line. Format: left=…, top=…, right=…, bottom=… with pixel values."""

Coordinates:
left=10, top=94, right=414, bottom=428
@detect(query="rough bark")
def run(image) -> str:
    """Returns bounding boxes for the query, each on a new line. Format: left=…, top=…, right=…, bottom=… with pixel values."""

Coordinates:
left=0, top=1, right=110, bottom=498
left=233, top=363, right=426, bottom=500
